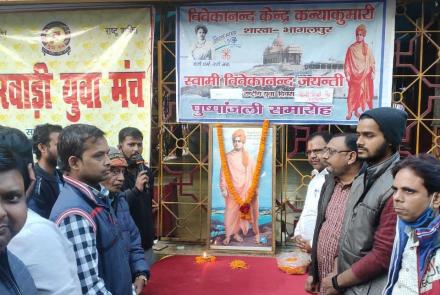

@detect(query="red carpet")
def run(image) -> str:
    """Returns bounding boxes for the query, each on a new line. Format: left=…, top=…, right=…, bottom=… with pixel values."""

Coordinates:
left=142, top=255, right=309, bottom=295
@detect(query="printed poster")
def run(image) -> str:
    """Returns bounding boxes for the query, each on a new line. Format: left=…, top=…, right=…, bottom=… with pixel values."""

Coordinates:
left=209, top=125, right=274, bottom=252
left=0, top=7, right=154, bottom=160
left=177, top=1, right=395, bottom=124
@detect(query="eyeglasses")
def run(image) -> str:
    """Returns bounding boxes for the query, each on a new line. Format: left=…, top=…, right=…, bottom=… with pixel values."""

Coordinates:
left=323, top=147, right=352, bottom=156
left=232, top=139, right=242, bottom=143
left=305, top=148, right=324, bottom=156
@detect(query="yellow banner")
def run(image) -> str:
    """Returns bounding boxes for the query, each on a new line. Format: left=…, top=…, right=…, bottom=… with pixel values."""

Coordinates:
left=0, top=7, right=153, bottom=160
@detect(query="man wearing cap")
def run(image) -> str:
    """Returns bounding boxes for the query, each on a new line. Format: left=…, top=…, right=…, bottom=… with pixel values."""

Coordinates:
left=320, top=107, right=408, bottom=295
left=101, top=147, right=150, bottom=295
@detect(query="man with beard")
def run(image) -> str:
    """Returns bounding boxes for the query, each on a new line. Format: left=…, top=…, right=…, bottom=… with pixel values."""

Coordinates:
left=118, top=127, right=155, bottom=265
left=293, top=131, right=332, bottom=253
left=320, top=107, right=407, bottom=295
left=28, top=123, right=63, bottom=218
left=306, top=133, right=362, bottom=293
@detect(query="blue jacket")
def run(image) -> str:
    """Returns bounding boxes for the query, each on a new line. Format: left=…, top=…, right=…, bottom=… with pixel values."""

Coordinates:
left=28, top=163, right=63, bottom=219
left=0, top=250, right=37, bottom=295
left=50, top=177, right=132, bottom=295
left=111, top=191, right=150, bottom=279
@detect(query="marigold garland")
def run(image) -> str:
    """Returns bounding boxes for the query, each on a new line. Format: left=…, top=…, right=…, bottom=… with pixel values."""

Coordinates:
left=216, top=120, right=270, bottom=220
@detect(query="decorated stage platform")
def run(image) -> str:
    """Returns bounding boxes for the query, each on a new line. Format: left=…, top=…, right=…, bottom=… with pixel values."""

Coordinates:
left=142, top=255, right=308, bottom=295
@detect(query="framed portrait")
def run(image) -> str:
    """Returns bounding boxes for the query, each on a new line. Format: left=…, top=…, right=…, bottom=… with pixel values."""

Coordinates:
left=208, top=124, right=275, bottom=253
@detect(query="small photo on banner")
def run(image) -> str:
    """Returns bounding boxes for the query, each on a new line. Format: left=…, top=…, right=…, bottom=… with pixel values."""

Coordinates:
left=177, top=0, right=396, bottom=124
left=0, top=7, right=154, bottom=161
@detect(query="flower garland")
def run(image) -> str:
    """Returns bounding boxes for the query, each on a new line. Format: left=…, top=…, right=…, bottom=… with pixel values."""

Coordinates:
left=216, top=120, right=269, bottom=220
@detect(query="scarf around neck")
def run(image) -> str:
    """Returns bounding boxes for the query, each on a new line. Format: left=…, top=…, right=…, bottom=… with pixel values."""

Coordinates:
left=383, top=208, right=440, bottom=295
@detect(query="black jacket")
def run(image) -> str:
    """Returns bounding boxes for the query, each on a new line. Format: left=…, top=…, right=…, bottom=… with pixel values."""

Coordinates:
left=28, top=163, right=63, bottom=219
left=122, top=164, right=155, bottom=250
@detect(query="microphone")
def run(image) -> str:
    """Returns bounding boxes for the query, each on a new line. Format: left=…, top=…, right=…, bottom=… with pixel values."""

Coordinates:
left=134, top=154, right=145, bottom=174
left=134, top=154, right=149, bottom=191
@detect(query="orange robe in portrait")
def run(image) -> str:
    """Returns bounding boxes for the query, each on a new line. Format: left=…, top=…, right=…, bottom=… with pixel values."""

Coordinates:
left=220, top=150, right=259, bottom=239
left=344, top=41, right=375, bottom=116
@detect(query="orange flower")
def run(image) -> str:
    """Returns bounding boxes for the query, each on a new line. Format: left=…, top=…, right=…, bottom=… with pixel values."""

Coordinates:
left=217, top=120, right=269, bottom=220
left=230, top=259, right=248, bottom=269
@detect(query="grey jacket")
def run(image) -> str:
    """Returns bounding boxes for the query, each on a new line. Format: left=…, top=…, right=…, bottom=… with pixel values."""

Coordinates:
left=338, top=152, right=400, bottom=295
left=309, top=171, right=361, bottom=282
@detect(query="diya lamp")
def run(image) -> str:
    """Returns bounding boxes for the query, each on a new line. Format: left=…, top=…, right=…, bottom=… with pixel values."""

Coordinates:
left=195, top=251, right=216, bottom=264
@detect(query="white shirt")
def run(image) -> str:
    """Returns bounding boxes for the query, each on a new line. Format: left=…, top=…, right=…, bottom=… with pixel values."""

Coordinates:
left=9, top=209, right=82, bottom=295
left=391, top=228, right=418, bottom=295
left=294, top=168, right=328, bottom=245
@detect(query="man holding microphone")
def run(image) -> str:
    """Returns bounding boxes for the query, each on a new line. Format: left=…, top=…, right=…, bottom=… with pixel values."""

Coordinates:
left=118, top=127, right=155, bottom=265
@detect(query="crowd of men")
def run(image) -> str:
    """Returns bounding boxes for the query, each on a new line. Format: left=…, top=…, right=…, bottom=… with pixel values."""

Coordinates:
left=293, top=107, right=440, bottom=294
left=0, top=124, right=154, bottom=294
left=1, top=106, right=440, bottom=295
